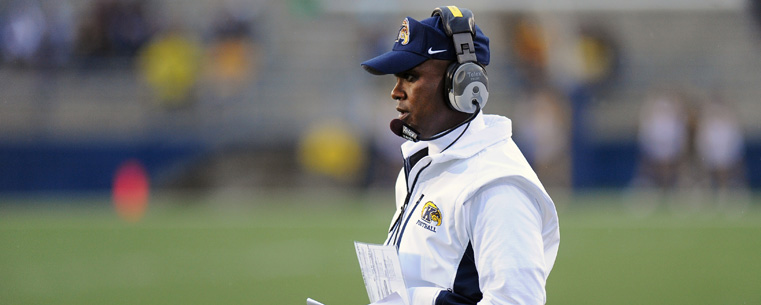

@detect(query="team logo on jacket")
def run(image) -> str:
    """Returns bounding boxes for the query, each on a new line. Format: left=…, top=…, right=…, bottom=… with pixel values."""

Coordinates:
left=417, top=201, right=441, bottom=233
left=396, top=18, right=410, bottom=45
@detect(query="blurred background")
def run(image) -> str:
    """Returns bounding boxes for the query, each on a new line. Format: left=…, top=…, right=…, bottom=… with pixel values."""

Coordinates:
left=1, top=0, right=761, bottom=304
left=1, top=0, right=761, bottom=195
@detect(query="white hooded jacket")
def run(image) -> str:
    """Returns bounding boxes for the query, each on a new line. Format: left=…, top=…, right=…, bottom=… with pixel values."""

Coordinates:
left=385, top=113, right=560, bottom=305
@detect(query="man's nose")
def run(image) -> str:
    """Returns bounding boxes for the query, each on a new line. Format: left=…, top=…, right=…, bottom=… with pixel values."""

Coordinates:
left=391, top=80, right=405, bottom=101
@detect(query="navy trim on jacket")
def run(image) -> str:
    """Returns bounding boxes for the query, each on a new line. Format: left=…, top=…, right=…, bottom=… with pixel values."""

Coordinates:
left=435, top=242, right=483, bottom=305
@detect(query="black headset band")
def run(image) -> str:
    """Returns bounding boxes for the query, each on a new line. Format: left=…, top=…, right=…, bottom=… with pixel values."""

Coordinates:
left=432, top=6, right=488, bottom=114
left=432, top=6, right=477, bottom=64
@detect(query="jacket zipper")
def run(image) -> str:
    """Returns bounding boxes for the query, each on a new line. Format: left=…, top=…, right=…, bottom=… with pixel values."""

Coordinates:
left=394, top=193, right=426, bottom=249
left=387, top=161, right=430, bottom=248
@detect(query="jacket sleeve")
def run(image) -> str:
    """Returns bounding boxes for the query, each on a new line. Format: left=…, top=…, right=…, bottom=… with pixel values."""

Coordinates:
left=441, top=182, right=549, bottom=305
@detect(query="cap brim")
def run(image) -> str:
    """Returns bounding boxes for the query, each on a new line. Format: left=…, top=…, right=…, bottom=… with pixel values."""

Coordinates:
left=361, top=50, right=428, bottom=75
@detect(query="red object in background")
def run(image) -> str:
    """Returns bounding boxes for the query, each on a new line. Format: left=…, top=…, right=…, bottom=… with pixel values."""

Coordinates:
left=112, top=159, right=149, bottom=222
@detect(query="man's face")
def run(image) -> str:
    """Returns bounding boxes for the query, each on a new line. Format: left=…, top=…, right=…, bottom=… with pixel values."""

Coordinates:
left=391, top=59, right=470, bottom=139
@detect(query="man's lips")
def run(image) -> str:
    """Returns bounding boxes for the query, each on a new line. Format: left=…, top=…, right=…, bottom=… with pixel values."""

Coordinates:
left=396, top=108, right=409, bottom=120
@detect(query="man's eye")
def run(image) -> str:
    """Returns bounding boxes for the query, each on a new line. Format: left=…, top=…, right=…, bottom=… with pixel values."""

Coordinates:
left=403, top=74, right=416, bottom=82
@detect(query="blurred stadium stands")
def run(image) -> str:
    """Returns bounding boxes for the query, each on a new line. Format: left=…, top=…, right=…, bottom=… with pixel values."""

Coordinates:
left=1, top=0, right=761, bottom=194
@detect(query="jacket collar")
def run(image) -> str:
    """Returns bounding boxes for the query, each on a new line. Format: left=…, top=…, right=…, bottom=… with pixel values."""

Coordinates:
left=400, top=113, right=513, bottom=163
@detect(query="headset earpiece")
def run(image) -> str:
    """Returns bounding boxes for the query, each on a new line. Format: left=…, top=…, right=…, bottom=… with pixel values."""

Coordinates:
left=445, top=61, right=488, bottom=113
left=432, top=6, right=488, bottom=114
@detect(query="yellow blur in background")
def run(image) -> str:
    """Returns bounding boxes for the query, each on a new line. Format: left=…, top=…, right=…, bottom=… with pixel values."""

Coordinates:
left=298, top=121, right=366, bottom=182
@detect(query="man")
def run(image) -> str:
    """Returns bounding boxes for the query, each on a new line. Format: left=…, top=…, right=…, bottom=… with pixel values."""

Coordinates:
left=360, top=6, right=560, bottom=305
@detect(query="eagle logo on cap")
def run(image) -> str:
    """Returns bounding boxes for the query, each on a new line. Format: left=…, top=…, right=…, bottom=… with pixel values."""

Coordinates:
left=396, top=18, right=410, bottom=45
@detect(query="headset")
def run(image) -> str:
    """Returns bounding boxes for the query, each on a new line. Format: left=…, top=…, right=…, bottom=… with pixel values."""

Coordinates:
left=432, top=6, right=489, bottom=114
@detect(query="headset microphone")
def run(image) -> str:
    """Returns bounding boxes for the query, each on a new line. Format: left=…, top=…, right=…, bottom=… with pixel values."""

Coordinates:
left=390, top=101, right=480, bottom=142
left=390, top=118, right=419, bottom=142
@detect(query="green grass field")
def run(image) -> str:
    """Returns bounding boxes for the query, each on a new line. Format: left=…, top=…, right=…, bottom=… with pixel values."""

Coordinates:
left=1, top=190, right=760, bottom=305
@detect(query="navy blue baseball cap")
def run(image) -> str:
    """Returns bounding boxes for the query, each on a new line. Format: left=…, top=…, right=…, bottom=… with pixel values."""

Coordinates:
left=361, top=15, right=490, bottom=75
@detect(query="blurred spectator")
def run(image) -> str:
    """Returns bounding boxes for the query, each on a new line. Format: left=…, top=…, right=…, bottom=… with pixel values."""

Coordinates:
left=110, top=0, right=154, bottom=57
left=298, top=120, right=366, bottom=184
left=0, top=0, right=77, bottom=69
left=514, top=88, right=572, bottom=189
left=74, top=2, right=107, bottom=63
left=573, top=24, right=621, bottom=90
left=138, top=27, right=202, bottom=107
left=506, top=15, right=549, bottom=89
left=75, top=0, right=155, bottom=67
left=0, top=0, right=46, bottom=67
left=37, top=1, right=76, bottom=69
left=695, top=94, right=746, bottom=191
left=203, top=4, right=261, bottom=98
left=635, top=91, right=689, bottom=190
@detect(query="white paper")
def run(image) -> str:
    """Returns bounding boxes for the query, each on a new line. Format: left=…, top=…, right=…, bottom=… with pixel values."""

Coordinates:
left=354, top=242, right=408, bottom=305
left=369, top=292, right=406, bottom=305
left=306, top=298, right=325, bottom=305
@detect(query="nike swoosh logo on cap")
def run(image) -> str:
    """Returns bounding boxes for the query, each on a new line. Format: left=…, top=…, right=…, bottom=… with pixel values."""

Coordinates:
left=427, top=47, right=447, bottom=55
